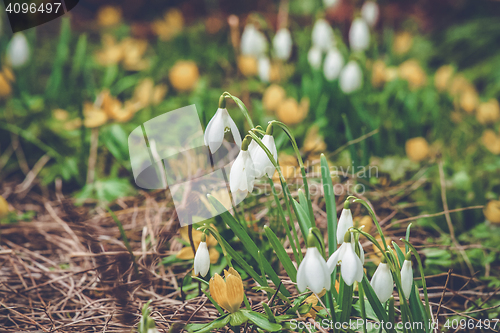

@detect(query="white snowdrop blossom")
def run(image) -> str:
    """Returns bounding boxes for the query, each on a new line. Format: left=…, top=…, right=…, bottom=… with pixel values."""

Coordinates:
left=273, top=28, right=293, bottom=60
left=337, top=207, right=353, bottom=244
left=327, top=233, right=364, bottom=286
left=401, top=258, right=413, bottom=299
left=361, top=1, right=380, bottom=27
left=194, top=241, right=210, bottom=277
left=7, top=33, right=30, bottom=68
left=340, top=60, right=363, bottom=93
left=250, top=132, right=277, bottom=179
left=323, top=48, right=344, bottom=81
left=349, top=18, right=370, bottom=52
left=312, top=19, right=335, bottom=52
left=229, top=143, right=256, bottom=203
left=370, top=261, right=394, bottom=303
left=323, top=0, right=340, bottom=8
left=308, top=46, right=323, bottom=70
left=258, top=57, right=271, bottom=82
left=241, top=24, right=267, bottom=57
left=297, top=245, right=331, bottom=294
left=204, top=108, right=242, bottom=153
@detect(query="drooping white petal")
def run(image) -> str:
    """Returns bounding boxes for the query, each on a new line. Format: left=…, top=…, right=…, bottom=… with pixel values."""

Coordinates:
left=326, top=242, right=347, bottom=273
left=354, top=253, right=364, bottom=282
left=401, top=260, right=413, bottom=299
left=244, top=151, right=256, bottom=192
left=273, top=28, right=293, bottom=60
left=204, top=109, right=225, bottom=153
left=308, top=46, right=323, bottom=70
left=230, top=151, right=247, bottom=193
left=340, top=244, right=361, bottom=286
left=241, top=24, right=268, bottom=57
left=370, top=263, right=394, bottom=303
left=339, top=60, right=363, bottom=94
left=7, top=33, right=30, bottom=68
left=337, top=209, right=354, bottom=244
left=349, top=18, right=370, bottom=52
left=323, top=48, right=344, bottom=81
left=194, top=241, right=210, bottom=277
left=252, top=135, right=277, bottom=179
left=296, top=247, right=330, bottom=293
left=258, top=57, right=271, bottom=82
left=296, top=254, right=308, bottom=292
left=361, top=1, right=379, bottom=27
left=225, top=112, right=242, bottom=149
left=312, top=19, right=335, bottom=52
left=350, top=238, right=365, bottom=265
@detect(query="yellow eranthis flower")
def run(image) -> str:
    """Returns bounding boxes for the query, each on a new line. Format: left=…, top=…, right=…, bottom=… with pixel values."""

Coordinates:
left=276, top=97, right=309, bottom=125
left=303, top=125, right=326, bottom=154
left=476, top=99, right=500, bottom=124
left=169, top=60, right=200, bottom=92
left=482, top=130, right=500, bottom=155
left=121, top=38, right=150, bottom=71
left=97, top=6, right=122, bottom=27
left=209, top=267, right=244, bottom=313
left=152, top=8, right=184, bottom=41
left=0, top=67, right=14, bottom=97
left=133, top=78, right=167, bottom=107
left=398, top=59, right=427, bottom=90
left=354, top=215, right=373, bottom=233
left=64, top=118, right=82, bottom=131
left=393, top=32, right=413, bottom=55
left=434, top=65, right=454, bottom=92
left=0, top=195, right=9, bottom=217
left=405, top=137, right=429, bottom=162
left=83, top=104, right=108, bottom=128
left=176, top=226, right=219, bottom=264
left=371, top=59, right=386, bottom=88
left=200, top=189, right=232, bottom=215
left=484, top=200, right=500, bottom=223
left=52, top=109, right=69, bottom=121
left=273, top=153, right=298, bottom=181
left=262, top=84, right=286, bottom=112
left=237, top=55, right=258, bottom=77
left=448, top=74, right=473, bottom=96
left=459, top=87, right=478, bottom=114
left=95, top=35, right=124, bottom=66
left=384, top=66, right=398, bottom=82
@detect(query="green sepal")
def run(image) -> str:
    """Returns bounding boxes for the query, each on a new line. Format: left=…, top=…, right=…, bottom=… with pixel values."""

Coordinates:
left=229, top=310, right=248, bottom=326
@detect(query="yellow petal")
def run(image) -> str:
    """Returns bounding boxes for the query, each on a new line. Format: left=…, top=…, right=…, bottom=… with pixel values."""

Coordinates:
left=225, top=274, right=244, bottom=313
left=180, top=226, right=202, bottom=244
left=209, top=247, right=220, bottom=264
left=210, top=273, right=232, bottom=312
left=176, top=246, right=194, bottom=260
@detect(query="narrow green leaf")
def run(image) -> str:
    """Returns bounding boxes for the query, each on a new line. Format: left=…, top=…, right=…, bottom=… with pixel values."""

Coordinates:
left=292, top=198, right=311, bottom=240
left=392, top=241, right=405, bottom=266
left=261, top=303, right=276, bottom=323
left=361, top=276, right=392, bottom=330
left=298, top=190, right=313, bottom=227
left=218, top=238, right=264, bottom=286
left=190, top=315, right=230, bottom=333
left=320, top=154, right=337, bottom=255
left=264, top=226, right=297, bottom=282
left=405, top=223, right=412, bottom=254
left=338, top=276, right=353, bottom=324
left=241, top=310, right=282, bottom=332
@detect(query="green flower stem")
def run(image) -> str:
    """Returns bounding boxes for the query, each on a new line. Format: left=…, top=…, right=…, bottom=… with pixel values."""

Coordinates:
left=357, top=282, right=368, bottom=333
left=222, top=92, right=255, bottom=129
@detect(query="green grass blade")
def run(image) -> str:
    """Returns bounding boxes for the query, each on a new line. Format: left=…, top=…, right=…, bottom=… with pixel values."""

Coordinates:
left=291, top=198, right=311, bottom=241
left=264, top=226, right=297, bottom=282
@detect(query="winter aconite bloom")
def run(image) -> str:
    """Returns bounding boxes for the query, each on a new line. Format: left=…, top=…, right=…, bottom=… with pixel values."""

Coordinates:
left=250, top=125, right=278, bottom=178
left=349, top=18, right=370, bottom=52
left=262, top=84, right=286, bottom=112
left=241, top=24, right=267, bottom=58
left=327, top=232, right=364, bottom=286
left=323, top=48, right=344, bottom=81
left=484, top=200, right=500, bottom=223
left=361, top=1, right=379, bottom=28
left=370, top=258, right=394, bottom=303
left=297, top=233, right=331, bottom=294
left=176, top=226, right=219, bottom=265
left=204, top=106, right=242, bottom=153
left=312, top=19, right=335, bottom=52
left=168, top=60, right=199, bottom=92
left=7, top=33, right=30, bottom=68
left=337, top=202, right=353, bottom=245
left=401, top=253, right=413, bottom=299
left=194, top=235, right=210, bottom=277
left=340, top=60, right=363, bottom=94
left=273, top=28, right=293, bottom=61
left=405, top=137, right=429, bottom=162
left=229, top=138, right=256, bottom=203
left=308, top=46, right=323, bottom=70
left=209, top=267, right=244, bottom=313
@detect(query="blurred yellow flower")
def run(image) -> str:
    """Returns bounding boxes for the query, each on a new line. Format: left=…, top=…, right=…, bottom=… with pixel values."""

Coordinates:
left=95, top=35, right=124, bottom=66
left=405, top=137, right=430, bottom=162
left=152, top=8, right=184, bottom=41
left=0, top=195, right=9, bottom=217
left=262, top=84, right=286, bottom=112
left=133, top=78, right=168, bottom=107
left=64, top=118, right=82, bottom=131
left=393, top=32, right=413, bottom=55
left=371, top=59, right=386, bottom=88
left=97, top=6, right=122, bottom=27
left=176, top=226, right=219, bottom=263
left=398, top=59, right=427, bottom=90
left=303, top=288, right=329, bottom=319
left=0, top=67, right=14, bottom=97
left=95, top=35, right=149, bottom=71
left=200, top=188, right=232, bottom=214
left=237, top=55, right=258, bottom=77
left=459, top=87, right=478, bottom=114
left=273, top=153, right=298, bottom=181
left=83, top=90, right=142, bottom=128
left=384, top=66, right=399, bottom=82
left=169, top=60, right=200, bottom=92
left=354, top=215, right=373, bottom=233
left=484, top=200, right=500, bottom=223
left=448, top=74, right=473, bottom=96
left=52, top=109, right=69, bottom=121
left=209, top=267, right=244, bottom=313
left=434, top=65, right=454, bottom=92
left=476, top=99, right=500, bottom=124
left=83, top=108, right=108, bottom=128
left=482, top=130, right=500, bottom=155
left=303, top=125, right=326, bottom=154
left=370, top=237, right=405, bottom=265
left=276, top=97, right=309, bottom=125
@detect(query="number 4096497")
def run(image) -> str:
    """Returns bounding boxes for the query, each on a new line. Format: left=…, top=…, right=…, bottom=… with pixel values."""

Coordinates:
left=444, top=318, right=499, bottom=331
left=6, top=2, right=62, bottom=14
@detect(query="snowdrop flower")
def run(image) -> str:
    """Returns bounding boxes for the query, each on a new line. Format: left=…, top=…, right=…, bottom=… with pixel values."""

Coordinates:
left=323, top=0, right=340, bottom=8
left=323, top=48, right=344, bottom=81
left=327, top=232, right=363, bottom=286
left=401, top=253, right=413, bottom=299
left=229, top=137, right=256, bottom=203
left=361, top=1, right=380, bottom=27
left=370, top=257, right=394, bottom=303
left=273, top=28, right=293, bottom=60
left=7, top=33, right=30, bottom=68
left=204, top=98, right=242, bottom=153
left=250, top=124, right=277, bottom=178
left=308, top=46, right=322, bottom=70
left=297, top=233, right=331, bottom=294
left=258, top=57, right=271, bottom=82
left=193, top=234, right=210, bottom=277
left=337, top=201, right=353, bottom=244
left=312, top=19, right=335, bottom=52
left=339, top=60, right=363, bottom=93
left=349, top=18, right=370, bottom=52
left=241, top=24, right=267, bottom=57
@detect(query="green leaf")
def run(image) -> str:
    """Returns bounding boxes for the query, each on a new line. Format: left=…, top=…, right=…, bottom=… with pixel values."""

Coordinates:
left=218, top=237, right=264, bottom=287
left=187, top=315, right=230, bottom=333
left=361, top=276, right=392, bottom=330
left=241, top=310, right=282, bottom=332
left=298, top=190, right=313, bottom=227
left=292, top=198, right=311, bottom=240
left=264, top=226, right=297, bottom=282
left=229, top=311, right=247, bottom=326
left=392, top=241, right=405, bottom=266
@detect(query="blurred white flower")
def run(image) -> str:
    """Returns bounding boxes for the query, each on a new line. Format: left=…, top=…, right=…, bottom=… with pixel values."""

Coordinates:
left=297, top=246, right=331, bottom=293
left=327, top=233, right=364, bottom=286
left=250, top=134, right=277, bottom=178
left=323, top=48, right=344, bottom=81
left=204, top=108, right=242, bottom=153
left=401, top=259, right=413, bottom=299
left=258, top=57, right=271, bottom=82
left=273, top=28, right=293, bottom=60
left=312, top=19, right=335, bottom=52
left=308, top=46, right=323, bottom=70
left=323, top=0, right=340, bottom=9
left=339, top=60, right=363, bottom=93
left=7, top=33, right=30, bottom=68
left=349, top=18, right=370, bottom=52
left=370, top=261, right=394, bottom=303
left=361, top=1, right=380, bottom=27
left=194, top=241, right=210, bottom=277
left=241, top=24, right=268, bottom=57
